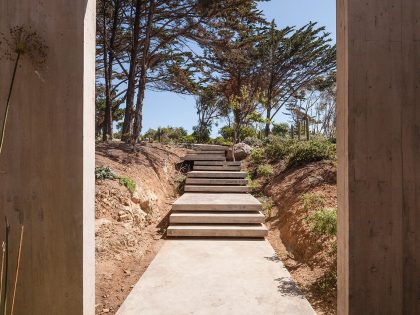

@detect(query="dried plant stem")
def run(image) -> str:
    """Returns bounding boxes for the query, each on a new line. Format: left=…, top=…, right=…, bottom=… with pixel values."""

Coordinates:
left=2, top=218, right=10, bottom=315
left=9, top=225, right=23, bottom=315
left=0, top=242, right=4, bottom=305
left=0, top=53, right=20, bottom=157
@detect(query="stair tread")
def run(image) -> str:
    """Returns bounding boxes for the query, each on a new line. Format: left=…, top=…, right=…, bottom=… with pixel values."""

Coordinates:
left=173, top=193, right=260, bottom=205
left=186, top=178, right=247, bottom=185
left=168, top=224, right=267, bottom=230
left=193, top=166, right=241, bottom=171
left=187, top=171, right=247, bottom=178
left=184, top=185, right=248, bottom=192
left=194, top=161, right=241, bottom=166
left=182, top=155, right=226, bottom=161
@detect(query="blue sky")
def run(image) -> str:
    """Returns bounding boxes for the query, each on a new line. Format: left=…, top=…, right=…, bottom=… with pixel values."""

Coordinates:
left=142, top=0, right=336, bottom=136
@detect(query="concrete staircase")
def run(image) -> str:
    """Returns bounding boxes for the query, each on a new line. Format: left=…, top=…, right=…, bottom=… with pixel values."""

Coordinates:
left=167, top=144, right=268, bottom=238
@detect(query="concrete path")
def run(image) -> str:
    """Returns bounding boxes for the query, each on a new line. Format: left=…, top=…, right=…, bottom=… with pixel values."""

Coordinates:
left=116, top=239, right=315, bottom=315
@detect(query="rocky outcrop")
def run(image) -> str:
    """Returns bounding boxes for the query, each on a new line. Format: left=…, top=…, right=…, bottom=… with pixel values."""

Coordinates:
left=227, top=143, right=252, bottom=161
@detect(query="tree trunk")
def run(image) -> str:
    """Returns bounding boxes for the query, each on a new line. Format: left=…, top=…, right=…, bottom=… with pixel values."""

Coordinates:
left=132, top=0, right=155, bottom=145
left=121, top=0, right=143, bottom=142
left=102, top=3, right=112, bottom=141
left=305, top=116, right=310, bottom=140
left=297, top=120, right=301, bottom=140
left=233, top=108, right=241, bottom=144
left=264, top=104, right=271, bottom=137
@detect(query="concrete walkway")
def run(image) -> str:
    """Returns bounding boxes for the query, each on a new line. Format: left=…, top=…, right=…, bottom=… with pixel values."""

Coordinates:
left=117, top=239, right=315, bottom=315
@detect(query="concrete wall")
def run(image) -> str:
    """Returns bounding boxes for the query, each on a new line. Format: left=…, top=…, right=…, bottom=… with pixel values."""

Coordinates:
left=0, top=1, right=95, bottom=314
left=337, top=0, right=420, bottom=314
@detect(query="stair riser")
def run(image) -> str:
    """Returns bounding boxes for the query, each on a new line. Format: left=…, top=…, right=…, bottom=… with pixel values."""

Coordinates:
left=186, top=179, right=247, bottom=185
left=185, top=186, right=248, bottom=193
left=193, top=166, right=241, bottom=171
left=167, top=229, right=268, bottom=238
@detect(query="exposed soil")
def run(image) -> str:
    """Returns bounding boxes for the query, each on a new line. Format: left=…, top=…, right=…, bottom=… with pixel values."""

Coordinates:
left=95, top=142, right=186, bottom=314
left=247, top=160, right=338, bottom=315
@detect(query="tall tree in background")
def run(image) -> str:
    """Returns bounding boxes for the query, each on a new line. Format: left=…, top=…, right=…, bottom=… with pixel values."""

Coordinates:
left=193, top=86, right=227, bottom=142
left=259, top=21, right=336, bottom=136
left=191, top=0, right=267, bottom=143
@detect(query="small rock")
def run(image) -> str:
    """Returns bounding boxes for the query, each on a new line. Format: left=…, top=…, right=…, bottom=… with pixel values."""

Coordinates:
left=102, top=309, right=109, bottom=313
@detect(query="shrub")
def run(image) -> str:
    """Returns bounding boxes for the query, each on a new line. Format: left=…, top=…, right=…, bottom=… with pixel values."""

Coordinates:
left=243, top=136, right=263, bottom=147
left=211, top=137, right=233, bottom=146
left=119, top=176, right=136, bottom=193
left=271, top=123, right=289, bottom=137
left=301, top=193, right=326, bottom=212
left=95, top=166, right=117, bottom=180
left=257, top=164, right=274, bottom=178
left=250, top=148, right=265, bottom=165
left=265, top=138, right=295, bottom=161
left=180, top=134, right=196, bottom=144
left=287, top=139, right=336, bottom=167
left=246, top=175, right=261, bottom=192
left=307, top=207, right=337, bottom=236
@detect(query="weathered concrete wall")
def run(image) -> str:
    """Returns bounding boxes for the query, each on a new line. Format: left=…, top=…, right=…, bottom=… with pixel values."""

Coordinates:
left=0, top=1, right=95, bottom=314
left=337, top=0, right=420, bottom=314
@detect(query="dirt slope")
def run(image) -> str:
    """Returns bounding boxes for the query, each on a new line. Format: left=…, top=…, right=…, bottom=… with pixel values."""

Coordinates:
left=247, top=160, right=337, bottom=314
left=95, top=142, right=186, bottom=314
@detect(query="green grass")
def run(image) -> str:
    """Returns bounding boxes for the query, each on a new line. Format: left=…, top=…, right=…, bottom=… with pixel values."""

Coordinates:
left=119, top=176, right=136, bottom=193
left=257, top=164, right=274, bottom=178
left=307, top=207, right=337, bottom=237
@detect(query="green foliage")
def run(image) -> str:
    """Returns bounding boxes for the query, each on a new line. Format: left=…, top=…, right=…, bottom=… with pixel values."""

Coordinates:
left=142, top=126, right=188, bottom=143
left=119, top=176, right=136, bottom=193
left=219, top=125, right=257, bottom=141
left=301, top=193, right=326, bottom=212
left=96, top=166, right=136, bottom=193
left=260, top=197, right=274, bottom=218
left=287, top=139, right=336, bottom=167
left=307, top=207, right=337, bottom=237
left=211, top=137, right=233, bottom=146
left=301, top=192, right=336, bottom=236
left=95, top=166, right=117, bottom=180
left=250, top=148, right=265, bottom=165
left=243, top=136, right=263, bottom=147
left=271, top=123, right=289, bottom=137
left=265, top=138, right=295, bottom=161
left=257, top=164, right=273, bottom=178
left=180, top=134, right=196, bottom=144
left=246, top=174, right=261, bottom=192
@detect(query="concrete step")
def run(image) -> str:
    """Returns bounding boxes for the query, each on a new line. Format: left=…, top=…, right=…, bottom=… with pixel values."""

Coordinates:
left=194, top=161, right=241, bottom=166
left=172, top=193, right=261, bottom=211
left=192, top=144, right=228, bottom=151
left=193, top=165, right=241, bottom=171
left=187, top=171, right=247, bottom=179
left=187, top=150, right=226, bottom=155
left=170, top=212, right=265, bottom=224
left=186, top=178, right=247, bottom=186
left=167, top=224, right=268, bottom=238
left=182, top=154, right=225, bottom=161
left=184, top=185, right=248, bottom=193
